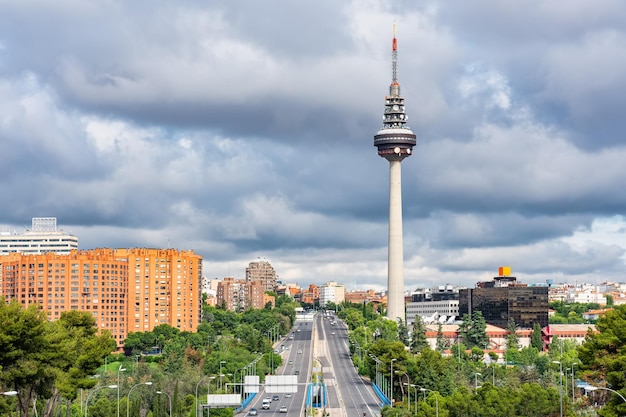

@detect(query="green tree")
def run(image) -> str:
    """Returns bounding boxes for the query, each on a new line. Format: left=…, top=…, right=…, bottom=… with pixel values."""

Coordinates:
left=530, top=323, right=543, bottom=350
left=0, top=299, right=54, bottom=417
left=515, top=383, right=560, bottom=417
left=459, top=312, right=489, bottom=349
left=505, top=318, right=519, bottom=351
left=235, top=323, right=265, bottom=353
left=409, top=316, right=429, bottom=354
left=469, top=311, right=489, bottom=349
left=578, top=304, right=626, bottom=417
left=475, top=384, right=516, bottom=417
left=410, top=348, right=456, bottom=396
left=369, top=317, right=398, bottom=341
left=435, top=324, right=446, bottom=352
left=397, top=318, right=409, bottom=346
left=47, top=311, right=115, bottom=416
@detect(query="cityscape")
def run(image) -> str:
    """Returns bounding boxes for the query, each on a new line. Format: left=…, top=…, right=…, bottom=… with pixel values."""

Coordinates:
left=2, top=2, right=626, bottom=416
left=3, top=218, right=624, bottom=349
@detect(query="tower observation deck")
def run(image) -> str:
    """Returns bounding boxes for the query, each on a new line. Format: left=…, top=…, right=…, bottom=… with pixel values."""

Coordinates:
left=374, top=24, right=416, bottom=324
left=374, top=25, right=417, bottom=159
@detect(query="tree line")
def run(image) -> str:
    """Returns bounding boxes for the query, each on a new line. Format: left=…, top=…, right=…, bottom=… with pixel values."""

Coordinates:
left=339, top=301, right=626, bottom=417
left=0, top=295, right=297, bottom=417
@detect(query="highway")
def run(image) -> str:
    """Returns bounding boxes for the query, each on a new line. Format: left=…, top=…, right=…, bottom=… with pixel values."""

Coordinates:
left=244, top=319, right=314, bottom=417
left=316, top=313, right=381, bottom=417
left=240, top=312, right=381, bottom=417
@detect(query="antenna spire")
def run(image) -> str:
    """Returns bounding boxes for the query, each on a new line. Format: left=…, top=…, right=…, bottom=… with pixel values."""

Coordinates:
left=390, top=22, right=399, bottom=96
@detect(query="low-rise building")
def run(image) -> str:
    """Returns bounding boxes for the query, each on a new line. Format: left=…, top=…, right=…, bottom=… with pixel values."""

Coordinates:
left=0, top=217, right=78, bottom=255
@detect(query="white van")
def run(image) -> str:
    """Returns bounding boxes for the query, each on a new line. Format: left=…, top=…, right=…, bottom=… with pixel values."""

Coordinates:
left=262, top=399, right=271, bottom=410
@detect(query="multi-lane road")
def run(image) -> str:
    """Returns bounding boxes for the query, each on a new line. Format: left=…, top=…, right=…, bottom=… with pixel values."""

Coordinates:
left=242, top=313, right=380, bottom=417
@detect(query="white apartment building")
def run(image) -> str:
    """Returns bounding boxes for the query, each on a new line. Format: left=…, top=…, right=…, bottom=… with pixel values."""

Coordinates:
left=319, top=281, right=345, bottom=307
left=0, top=217, right=78, bottom=255
left=406, top=300, right=459, bottom=325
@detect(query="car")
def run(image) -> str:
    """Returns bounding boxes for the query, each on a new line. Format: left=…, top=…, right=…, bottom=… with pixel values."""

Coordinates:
left=285, top=392, right=292, bottom=398
left=331, top=332, right=335, bottom=335
left=272, top=395, right=280, bottom=402
left=297, top=349, right=302, bottom=354
left=288, top=360, right=293, bottom=365
left=294, top=370, right=300, bottom=375
left=249, top=409, right=258, bottom=416
left=262, top=400, right=271, bottom=410
left=279, top=406, right=288, bottom=413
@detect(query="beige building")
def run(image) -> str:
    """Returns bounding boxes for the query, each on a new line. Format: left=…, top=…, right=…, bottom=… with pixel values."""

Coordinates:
left=319, top=281, right=345, bottom=307
left=216, top=277, right=275, bottom=311
left=246, top=258, right=277, bottom=291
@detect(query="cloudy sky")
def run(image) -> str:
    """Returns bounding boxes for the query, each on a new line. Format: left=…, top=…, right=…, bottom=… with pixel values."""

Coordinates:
left=2, top=1, right=626, bottom=291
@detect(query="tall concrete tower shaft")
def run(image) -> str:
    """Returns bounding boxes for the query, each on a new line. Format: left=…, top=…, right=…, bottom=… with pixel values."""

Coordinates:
left=373, top=24, right=416, bottom=323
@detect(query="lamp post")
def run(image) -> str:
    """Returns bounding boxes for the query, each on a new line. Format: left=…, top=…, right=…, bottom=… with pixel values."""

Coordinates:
left=409, top=384, right=418, bottom=414
left=85, top=385, right=117, bottom=417
left=219, top=361, right=226, bottom=391
left=117, top=365, right=127, bottom=417
left=420, top=388, right=439, bottom=417
left=195, top=376, right=216, bottom=417
left=474, top=372, right=481, bottom=391
left=585, top=385, right=626, bottom=403
left=397, top=372, right=410, bottom=409
left=156, top=391, right=172, bottom=417
left=390, top=358, right=397, bottom=406
left=369, top=354, right=381, bottom=391
left=234, top=367, right=247, bottom=394
left=571, top=363, right=577, bottom=403
left=126, top=381, right=152, bottom=417
left=552, top=361, right=563, bottom=417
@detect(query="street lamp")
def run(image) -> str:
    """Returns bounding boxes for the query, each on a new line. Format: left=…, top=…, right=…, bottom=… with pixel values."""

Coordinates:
left=571, top=363, right=577, bottom=403
left=85, top=385, right=117, bottom=417
left=117, top=365, right=127, bottom=417
left=369, top=354, right=381, bottom=390
left=126, top=381, right=152, bottom=417
left=585, top=385, right=626, bottom=403
left=156, top=391, right=172, bottom=417
left=553, top=361, right=563, bottom=417
left=474, top=372, right=482, bottom=391
left=390, top=358, right=397, bottom=406
left=396, top=372, right=411, bottom=409
left=219, top=361, right=226, bottom=391
left=409, top=384, right=418, bottom=414
left=195, top=376, right=216, bottom=417
left=420, top=388, right=439, bottom=417
left=234, top=367, right=247, bottom=394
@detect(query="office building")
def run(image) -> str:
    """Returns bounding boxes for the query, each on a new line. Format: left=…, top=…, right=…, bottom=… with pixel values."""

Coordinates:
left=459, top=276, right=549, bottom=329
left=0, top=217, right=78, bottom=255
left=406, top=285, right=460, bottom=325
left=319, top=281, right=345, bottom=307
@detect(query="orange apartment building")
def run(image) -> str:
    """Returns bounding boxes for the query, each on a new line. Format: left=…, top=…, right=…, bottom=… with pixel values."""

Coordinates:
left=0, top=248, right=202, bottom=348
left=301, top=284, right=319, bottom=305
